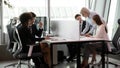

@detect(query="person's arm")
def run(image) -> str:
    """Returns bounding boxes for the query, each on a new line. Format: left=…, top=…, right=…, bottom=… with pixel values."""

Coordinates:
left=88, top=24, right=96, bottom=35
left=85, top=18, right=96, bottom=35
left=33, top=24, right=43, bottom=37
left=81, top=21, right=91, bottom=35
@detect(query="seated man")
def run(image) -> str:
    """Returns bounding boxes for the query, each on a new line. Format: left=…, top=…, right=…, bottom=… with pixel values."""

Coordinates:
left=66, top=14, right=92, bottom=62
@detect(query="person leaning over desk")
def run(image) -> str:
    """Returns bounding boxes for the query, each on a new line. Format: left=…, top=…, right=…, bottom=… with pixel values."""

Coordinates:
left=18, top=12, right=50, bottom=68
left=81, top=14, right=111, bottom=68
left=80, top=7, right=106, bottom=36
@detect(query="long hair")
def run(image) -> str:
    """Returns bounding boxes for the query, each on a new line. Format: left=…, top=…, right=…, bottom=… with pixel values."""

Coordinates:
left=93, top=15, right=103, bottom=25
left=93, top=14, right=108, bottom=33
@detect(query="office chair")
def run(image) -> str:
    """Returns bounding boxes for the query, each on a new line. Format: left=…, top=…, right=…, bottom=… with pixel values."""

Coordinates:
left=4, top=24, right=42, bottom=68
left=6, top=24, right=18, bottom=54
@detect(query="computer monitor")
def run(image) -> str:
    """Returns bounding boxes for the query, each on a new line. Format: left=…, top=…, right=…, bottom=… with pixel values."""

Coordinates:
left=35, top=17, right=47, bottom=31
left=51, top=19, right=80, bottom=40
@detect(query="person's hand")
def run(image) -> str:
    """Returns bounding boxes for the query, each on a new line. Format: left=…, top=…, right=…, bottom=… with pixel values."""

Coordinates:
left=44, top=36, right=51, bottom=40
left=80, top=34, right=85, bottom=36
left=39, top=22, right=43, bottom=28
left=85, top=33, right=92, bottom=37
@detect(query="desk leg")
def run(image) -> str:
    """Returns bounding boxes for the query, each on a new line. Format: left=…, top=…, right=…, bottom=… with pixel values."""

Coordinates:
left=50, top=44, right=53, bottom=68
left=102, top=41, right=105, bottom=68
left=77, top=44, right=81, bottom=68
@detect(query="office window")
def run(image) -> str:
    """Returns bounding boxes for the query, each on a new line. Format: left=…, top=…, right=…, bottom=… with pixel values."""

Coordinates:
left=107, top=0, right=117, bottom=40
left=3, top=0, right=48, bottom=33
left=3, top=0, right=87, bottom=31
left=3, top=0, right=48, bottom=44
left=51, top=0, right=86, bottom=19
left=2, top=0, right=87, bottom=44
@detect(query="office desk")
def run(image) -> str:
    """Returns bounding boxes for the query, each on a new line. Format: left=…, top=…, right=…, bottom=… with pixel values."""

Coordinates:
left=41, top=37, right=109, bottom=68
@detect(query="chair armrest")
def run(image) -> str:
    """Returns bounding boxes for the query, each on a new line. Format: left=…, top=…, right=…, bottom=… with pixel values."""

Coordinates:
left=12, top=42, right=18, bottom=53
left=26, top=44, right=36, bottom=46
left=28, top=46, right=34, bottom=57
left=27, top=44, right=37, bottom=57
left=27, top=45, right=35, bottom=56
left=106, top=40, right=112, bottom=42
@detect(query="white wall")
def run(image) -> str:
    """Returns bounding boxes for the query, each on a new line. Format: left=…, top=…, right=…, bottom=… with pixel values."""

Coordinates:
left=0, top=0, right=2, bottom=44
left=103, top=0, right=111, bottom=22
left=94, top=0, right=105, bottom=16
left=107, top=0, right=117, bottom=39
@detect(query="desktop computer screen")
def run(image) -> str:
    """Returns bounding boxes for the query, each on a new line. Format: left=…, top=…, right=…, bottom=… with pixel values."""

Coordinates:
left=34, top=17, right=47, bottom=31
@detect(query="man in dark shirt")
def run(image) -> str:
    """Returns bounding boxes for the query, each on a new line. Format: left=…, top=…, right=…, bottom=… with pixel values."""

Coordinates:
left=75, top=14, right=92, bottom=35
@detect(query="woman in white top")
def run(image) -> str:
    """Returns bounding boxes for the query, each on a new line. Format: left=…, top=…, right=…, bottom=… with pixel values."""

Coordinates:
left=82, top=14, right=111, bottom=68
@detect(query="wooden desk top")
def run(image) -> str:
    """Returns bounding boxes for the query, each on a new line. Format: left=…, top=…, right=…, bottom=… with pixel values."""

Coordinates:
left=41, top=37, right=110, bottom=44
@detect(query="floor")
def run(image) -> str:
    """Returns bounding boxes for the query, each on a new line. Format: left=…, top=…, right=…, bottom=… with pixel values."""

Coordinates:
left=0, top=55, right=120, bottom=68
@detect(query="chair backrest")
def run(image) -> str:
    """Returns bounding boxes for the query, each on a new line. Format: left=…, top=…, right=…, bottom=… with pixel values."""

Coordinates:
left=112, top=19, right=120, bottom=50
left=12, top=27, right=23, bottom=57
left=6, top=23, right=22, bottom=57
left=6, top=24, right=18, bottom=53
left=6, top=22, right=42, bottom=59
left=13, top=27, right=41, bottom=58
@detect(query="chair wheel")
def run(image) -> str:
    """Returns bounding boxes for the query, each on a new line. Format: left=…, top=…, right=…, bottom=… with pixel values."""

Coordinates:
left=85, top=64, right=90, bottom=68
left=91, top=66, right=94, bottom=68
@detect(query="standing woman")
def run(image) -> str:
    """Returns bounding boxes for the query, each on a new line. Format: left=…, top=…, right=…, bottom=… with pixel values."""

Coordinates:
left=80, top=7, right=106, bottom=36
left=81, top=14, right=111, bottom=68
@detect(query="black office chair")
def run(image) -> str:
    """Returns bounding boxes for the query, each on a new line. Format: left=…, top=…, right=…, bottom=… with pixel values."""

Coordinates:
left=6, top=24, right=18, bottom=54
left=4, top=24, right=42, bottom=68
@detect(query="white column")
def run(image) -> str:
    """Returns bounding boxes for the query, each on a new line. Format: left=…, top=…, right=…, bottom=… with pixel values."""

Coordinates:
left=47, top=0, right=50, bottom=34
left=0, top=0, right=3, bottom=44
left=94, top=0, right=106, bottom=16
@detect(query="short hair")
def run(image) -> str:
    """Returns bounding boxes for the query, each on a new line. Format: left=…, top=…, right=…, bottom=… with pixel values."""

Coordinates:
left=80, top=7, right=90, bottom=15
left=19, top=12, right=32, bottom=25
left=75, top=14, right=81, bottom=19
left=30, top=12, right=36, bottom=18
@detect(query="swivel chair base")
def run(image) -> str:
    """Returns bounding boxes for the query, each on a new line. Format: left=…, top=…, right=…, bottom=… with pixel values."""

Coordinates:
left=4, top=60, right=33, bottom=68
